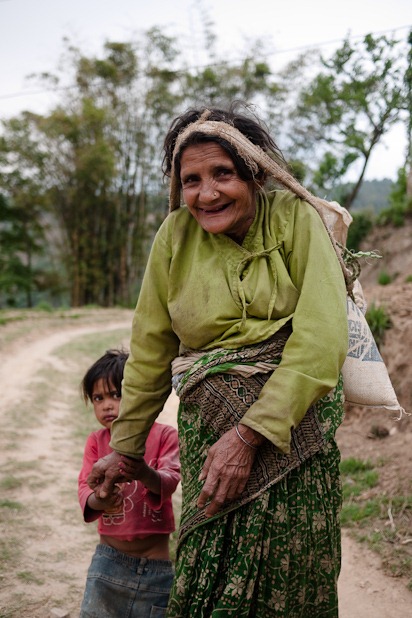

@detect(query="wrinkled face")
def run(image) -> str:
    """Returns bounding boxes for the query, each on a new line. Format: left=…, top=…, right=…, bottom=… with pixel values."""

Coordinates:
left=180, top=143, right=256, bottom=244
left=91, top=378, right=121, bottom=430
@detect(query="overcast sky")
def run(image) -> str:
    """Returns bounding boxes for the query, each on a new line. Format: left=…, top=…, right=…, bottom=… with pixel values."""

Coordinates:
left=0, top=0, right=411, bottom=180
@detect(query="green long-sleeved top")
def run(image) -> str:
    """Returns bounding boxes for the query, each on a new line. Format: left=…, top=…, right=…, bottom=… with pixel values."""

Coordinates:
left=110, top=190, right=348, bottom=457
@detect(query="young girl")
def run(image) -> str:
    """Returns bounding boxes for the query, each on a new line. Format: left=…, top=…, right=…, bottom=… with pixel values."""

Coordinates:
left=78, top=349, right=180, bottom=618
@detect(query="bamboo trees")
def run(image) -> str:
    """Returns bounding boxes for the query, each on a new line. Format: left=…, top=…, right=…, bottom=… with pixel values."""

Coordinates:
left=36, top=33, right=184, bottom=306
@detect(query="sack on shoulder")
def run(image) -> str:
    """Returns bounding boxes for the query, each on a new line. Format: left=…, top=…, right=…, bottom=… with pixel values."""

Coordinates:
left=342, top=296, right=403, bottom=413
left=318, top=200, right=404, bottom=415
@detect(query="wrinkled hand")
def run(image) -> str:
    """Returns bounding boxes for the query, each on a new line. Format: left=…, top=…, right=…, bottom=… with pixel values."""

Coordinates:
left=118, top=455, right=147, bottom=482
left=91, top=484, right=124, bottom=513
left=87, top=451, right=125, bottom=499
left=197, top=427, right=257, bottom=517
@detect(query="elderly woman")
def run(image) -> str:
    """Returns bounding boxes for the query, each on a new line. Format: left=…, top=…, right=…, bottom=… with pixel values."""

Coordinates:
left=88, top=104, right=349, bottom=617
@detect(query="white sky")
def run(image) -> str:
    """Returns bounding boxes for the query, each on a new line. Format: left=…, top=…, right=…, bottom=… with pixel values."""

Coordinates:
left=0, top=0, right=411, bottom=180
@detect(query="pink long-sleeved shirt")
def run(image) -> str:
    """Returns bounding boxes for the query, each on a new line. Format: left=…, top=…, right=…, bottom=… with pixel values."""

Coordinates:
left=78, top=422, right=180, bottom=541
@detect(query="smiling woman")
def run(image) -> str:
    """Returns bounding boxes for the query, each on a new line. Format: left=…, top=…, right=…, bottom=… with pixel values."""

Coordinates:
left=180, top=143, right=256, bottom=243
left=87, top=102, right=349, bottom=617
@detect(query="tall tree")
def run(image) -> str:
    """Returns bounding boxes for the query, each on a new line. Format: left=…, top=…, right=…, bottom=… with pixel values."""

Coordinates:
left=34, top=32, right=184, bottom=306
left=0, top=114, right=58, bottom=307
left=0, top=193, right=52, bottom=308
left=288, top=33, right=408, bottom=208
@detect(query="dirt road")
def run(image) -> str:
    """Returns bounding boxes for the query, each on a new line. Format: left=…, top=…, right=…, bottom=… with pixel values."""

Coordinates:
left=0, top=310, right=411, bottom=616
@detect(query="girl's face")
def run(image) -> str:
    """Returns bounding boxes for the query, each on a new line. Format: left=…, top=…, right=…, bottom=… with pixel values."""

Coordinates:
left=180, top=142, right=256, bottom=244
left=91, top=378, right=121, bottom=430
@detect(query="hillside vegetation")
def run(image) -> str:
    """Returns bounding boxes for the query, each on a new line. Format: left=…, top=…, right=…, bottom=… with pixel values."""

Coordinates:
left=335, top=216, right=412, bottom=589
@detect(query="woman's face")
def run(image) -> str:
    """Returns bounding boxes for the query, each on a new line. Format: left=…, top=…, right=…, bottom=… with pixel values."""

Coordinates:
left=180, top=143, right=256, bottom=243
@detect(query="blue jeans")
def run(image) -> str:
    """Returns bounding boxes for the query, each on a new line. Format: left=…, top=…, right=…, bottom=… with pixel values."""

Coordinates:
left=79, top=544, right=174, bottom=618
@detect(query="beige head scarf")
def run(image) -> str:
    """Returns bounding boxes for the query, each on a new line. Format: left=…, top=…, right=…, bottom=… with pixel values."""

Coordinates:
left=169, top=111, right=353, bottom=292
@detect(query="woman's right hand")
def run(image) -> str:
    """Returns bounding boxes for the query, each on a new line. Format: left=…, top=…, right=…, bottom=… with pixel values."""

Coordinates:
left=197, top=425, right=261, bottom=517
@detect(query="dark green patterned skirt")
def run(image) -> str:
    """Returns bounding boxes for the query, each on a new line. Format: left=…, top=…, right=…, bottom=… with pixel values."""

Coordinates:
left=168, top=332, right=344, bottom=617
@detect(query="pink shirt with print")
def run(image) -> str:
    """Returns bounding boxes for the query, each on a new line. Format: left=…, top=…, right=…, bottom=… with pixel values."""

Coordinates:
left=78, top=422, right=180, bottom=541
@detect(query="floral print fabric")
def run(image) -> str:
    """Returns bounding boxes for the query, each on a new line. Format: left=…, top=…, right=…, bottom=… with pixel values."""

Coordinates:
left=168, top=440, right=342, bottom=617
left=167, top=337, right=344, bottom=617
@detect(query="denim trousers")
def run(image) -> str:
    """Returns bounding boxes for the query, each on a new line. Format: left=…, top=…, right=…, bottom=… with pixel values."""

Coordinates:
left=79, top=544, right=174, bottom=618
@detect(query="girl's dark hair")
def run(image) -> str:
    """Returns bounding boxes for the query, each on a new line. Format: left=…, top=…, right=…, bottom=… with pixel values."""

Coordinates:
left=162, top=102, right=287, bottom=185
left=81, top=349, right=129, bottom=403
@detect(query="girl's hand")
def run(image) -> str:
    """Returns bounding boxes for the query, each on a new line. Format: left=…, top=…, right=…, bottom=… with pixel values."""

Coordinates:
left=87, top=484, right=123, bottom=513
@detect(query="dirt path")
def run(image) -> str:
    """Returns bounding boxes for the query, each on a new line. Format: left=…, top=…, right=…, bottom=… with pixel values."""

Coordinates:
left=0, top=311, right=411, bottom=617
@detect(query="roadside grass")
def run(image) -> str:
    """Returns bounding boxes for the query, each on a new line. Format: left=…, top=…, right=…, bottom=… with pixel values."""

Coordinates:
left=0, top=306, right=132, bottom=349
left=0, top=308, right=81, bottom=347
left=17, top=571, right=45, bottom=586
left=0, top=499, right=23, bottom=510
left=340, top=457, right=412, bottom=590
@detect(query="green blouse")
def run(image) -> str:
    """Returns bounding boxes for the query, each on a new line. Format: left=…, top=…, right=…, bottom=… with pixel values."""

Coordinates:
left=110, top=190, right=348, bottom=457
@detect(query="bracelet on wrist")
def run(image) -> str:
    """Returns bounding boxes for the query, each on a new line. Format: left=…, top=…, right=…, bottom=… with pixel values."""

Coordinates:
left=235, top=424, right=258, bottom=450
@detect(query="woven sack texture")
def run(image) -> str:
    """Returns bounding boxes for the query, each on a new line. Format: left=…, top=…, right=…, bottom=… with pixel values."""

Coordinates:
left=342, top=296, right=402, bottom=412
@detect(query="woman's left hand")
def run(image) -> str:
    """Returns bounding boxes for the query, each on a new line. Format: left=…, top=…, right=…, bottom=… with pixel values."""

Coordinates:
left=197, top=426, right=259, bottom=517
left=118, top=455, right=148, bottom=481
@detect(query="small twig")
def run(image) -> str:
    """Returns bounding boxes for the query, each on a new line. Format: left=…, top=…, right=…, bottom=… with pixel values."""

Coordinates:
left=398, top=498, right=409, bottom=518
left=387, top=504, right=396, bottom=532
left=337, top=243, right=382, bottom=283
left=348, top=249, right=382, bottom=261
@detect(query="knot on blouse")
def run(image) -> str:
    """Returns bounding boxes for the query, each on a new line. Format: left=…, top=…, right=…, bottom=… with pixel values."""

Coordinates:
left=236, top=243, right=282, bottom=331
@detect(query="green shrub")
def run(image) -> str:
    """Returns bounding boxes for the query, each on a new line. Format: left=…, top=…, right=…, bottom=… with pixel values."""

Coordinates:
left=377, top=270, right=392, bottom=285
left=378, top=203, right=407, bottom=227
left=340, top=457, right=375, bottom=475
left=340, top=500, right=381, bottom=525
left=346, top=212, right=374, bottom=252
left=365, top=303, right=392, bottom=348
left=34, top=300, right=54, bottom=312
left=377, top=168, right=412, bottom=227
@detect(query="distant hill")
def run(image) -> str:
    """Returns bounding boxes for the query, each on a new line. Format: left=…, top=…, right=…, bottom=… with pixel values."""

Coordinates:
left=330, top=178, right=394, bottom=214
left=352, top=178, right=394, bottom=213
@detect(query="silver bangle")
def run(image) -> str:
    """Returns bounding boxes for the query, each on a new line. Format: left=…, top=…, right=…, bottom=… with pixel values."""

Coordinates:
left=235, top=424, right=258, bottom=450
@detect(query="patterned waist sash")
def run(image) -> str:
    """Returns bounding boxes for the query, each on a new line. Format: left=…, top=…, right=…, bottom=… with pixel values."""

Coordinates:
left=174, top=325, right=344, bottom=542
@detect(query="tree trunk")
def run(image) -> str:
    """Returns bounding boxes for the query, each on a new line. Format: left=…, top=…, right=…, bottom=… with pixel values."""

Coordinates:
left=407, top=165, right=412, bottom=198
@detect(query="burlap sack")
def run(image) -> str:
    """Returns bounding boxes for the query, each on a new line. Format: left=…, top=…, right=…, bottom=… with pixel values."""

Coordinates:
left=342, top=297, right=403, bottom=412
left=319, top=199, right=353, bottom=245
left=318, top=200, right=404, bottom=414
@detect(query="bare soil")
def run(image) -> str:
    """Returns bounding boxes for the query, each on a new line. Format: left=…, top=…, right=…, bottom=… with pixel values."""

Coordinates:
left=1, top=215, right=412, bottom=618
